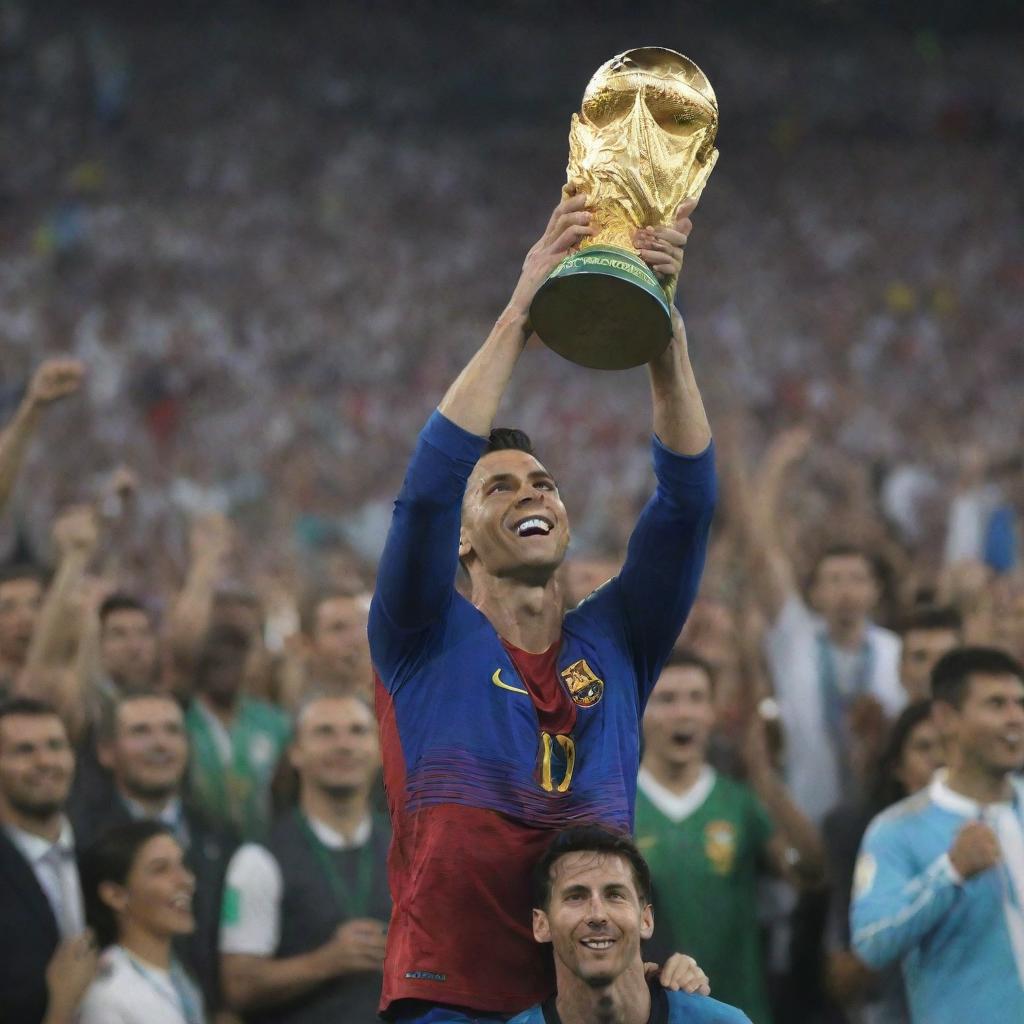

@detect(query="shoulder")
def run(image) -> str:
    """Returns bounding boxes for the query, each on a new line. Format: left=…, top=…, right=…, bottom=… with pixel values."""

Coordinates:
left=78, top=949, right=135, bottom=1018
left=766, top=592, right=818, bottom=643
left=863, top=789, right=935, bottom=845
left=242, top=698, right=291, bottom=736
left=667, top=989, right=752, bottom=1022
left=226, top=842, right=282, bottom=891
left=505, top=1007, right=545, bottom=1024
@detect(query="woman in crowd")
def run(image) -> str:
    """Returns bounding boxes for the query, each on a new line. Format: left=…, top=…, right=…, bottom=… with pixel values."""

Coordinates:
left=77, top=821, right=204, bottom=1024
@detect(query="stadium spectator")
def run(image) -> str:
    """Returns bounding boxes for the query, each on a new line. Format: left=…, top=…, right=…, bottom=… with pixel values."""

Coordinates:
left=219, top=693, right=390, bottom=1023
left=185, top=623, right=290, bottom=842
left=635, top=650, right=824, bottom=1024
left=0, top=697, right=96, bottom=1024
left=97, top=593, right=160, bottom=694
left=0, top=564, right=47, bottom=698
left=70, top=690, right=234, bottom=1011
left=510, top=825, right=750, bottom=1023
left=77, top=820, right=204, bottom=1024
left=851, top=647, right=1024, bottom=1023
left=896, top=607, right=962, bottom=702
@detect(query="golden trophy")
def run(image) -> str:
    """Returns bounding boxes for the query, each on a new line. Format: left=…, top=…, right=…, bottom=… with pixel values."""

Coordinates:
left=531, top=47, right=719, bottom=370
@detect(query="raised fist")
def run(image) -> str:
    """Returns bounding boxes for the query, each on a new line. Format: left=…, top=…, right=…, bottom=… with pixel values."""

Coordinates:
left=53, top=505, right=99, bottom=558
left=28, top=358, right=85, bottom=407
left=949, top=820, right=1001, bottom=879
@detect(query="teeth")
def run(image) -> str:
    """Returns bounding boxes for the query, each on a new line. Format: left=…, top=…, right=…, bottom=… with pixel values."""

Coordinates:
left=516, top=518, right=552, bottom=536
left=582, top=939, right=613, bottom=949
left=170, top=893, right=191, bottom=910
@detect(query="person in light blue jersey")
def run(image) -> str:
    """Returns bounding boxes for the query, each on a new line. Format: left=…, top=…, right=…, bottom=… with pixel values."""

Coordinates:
left=508, top=826, right=750, bottom=1024
left=851, top=646, right=1024, bottom=1024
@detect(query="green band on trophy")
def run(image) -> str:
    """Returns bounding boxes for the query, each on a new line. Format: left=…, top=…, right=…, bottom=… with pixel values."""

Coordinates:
left=531, top=246, right=673, bottom=371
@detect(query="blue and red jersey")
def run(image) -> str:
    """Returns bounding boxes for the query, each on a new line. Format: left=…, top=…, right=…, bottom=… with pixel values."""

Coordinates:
left=370, top=410, right=716, bottom=1016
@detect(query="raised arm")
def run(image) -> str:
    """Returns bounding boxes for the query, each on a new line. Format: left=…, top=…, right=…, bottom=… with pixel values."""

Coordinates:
left=437, top=192, right=595, bottom=434
left=370, top=195, right=595, bottom=668
left=731, top=425, right=812, bottom=623
left=0, top=359, right=84, bottom=512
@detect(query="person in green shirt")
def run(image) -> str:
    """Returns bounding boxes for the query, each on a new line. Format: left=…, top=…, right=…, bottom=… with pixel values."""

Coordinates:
left=635, top=650, right=824, bottom=1024
left=185, top=623, right=291, bottom=842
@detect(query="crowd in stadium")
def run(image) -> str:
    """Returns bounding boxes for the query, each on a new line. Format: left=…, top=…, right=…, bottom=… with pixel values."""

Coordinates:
left=1, top=2, right=1022, bottom=1024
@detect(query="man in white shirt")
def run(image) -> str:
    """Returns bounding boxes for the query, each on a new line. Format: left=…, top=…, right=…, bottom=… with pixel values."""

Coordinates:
left=0, top=697, right=97, bottom=1024
left=219, top=693, right=390, bottom=1024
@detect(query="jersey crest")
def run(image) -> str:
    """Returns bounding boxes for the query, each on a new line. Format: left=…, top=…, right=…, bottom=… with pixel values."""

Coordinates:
left=703, top=820, right=737, bottom=875
left=561, top=659, right=605, bottom=707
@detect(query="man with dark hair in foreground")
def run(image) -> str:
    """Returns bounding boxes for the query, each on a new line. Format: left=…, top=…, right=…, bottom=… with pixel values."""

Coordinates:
left=370, top=191, right=715, bottom=1020
left=851, top=646, right=1024, bottom=1023
left=510, top=826, right=750, bottom=1024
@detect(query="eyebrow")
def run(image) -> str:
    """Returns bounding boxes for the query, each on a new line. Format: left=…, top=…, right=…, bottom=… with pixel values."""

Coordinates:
left=482, top=470, right=557, bottom=487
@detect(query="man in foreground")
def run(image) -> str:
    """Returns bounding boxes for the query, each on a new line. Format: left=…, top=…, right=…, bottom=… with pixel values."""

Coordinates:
left=510, top=826, right=750, bottom=1024
left=851, top=646, right=1024, bottom=1022
left=370, top=191, right=714, bottom=1019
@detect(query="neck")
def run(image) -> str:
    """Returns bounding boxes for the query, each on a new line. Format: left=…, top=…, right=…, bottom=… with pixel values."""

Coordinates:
left=198, top=691, right=238, bottom=724
left=827, top=618, right=867, bottom=650
left=945, top=755, right=1013, bottom=805
left=471, top=575, right=562, bottom=653
left=120, top=922, right=173, bottom=970
left=301, top=783, right=369, bottom=841
left=554, top=962, right=650, bottom=1024
left=118, top=784, right=177, bottom=818
left=642, top=754, right=705, bottom=796
left=1, top=803, right=63, bottom=843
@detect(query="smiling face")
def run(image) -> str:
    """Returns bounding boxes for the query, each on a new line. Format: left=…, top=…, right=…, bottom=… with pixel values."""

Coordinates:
left=894, top=716, right=944, bottom=795
left=0, top=712, right=74, bottom=821
left=533, top=850, right=653, bottom=989
left=940, top=672, right=1024, bottom=777
left=642, top=662, right=716, bottom=775
left=101, top=696, right=188, bottom=805
left=460, top=449, right=570, bottom=587
left=290, top=695, right=380, bottom=798
left=101, top=833, right=195, bottom=942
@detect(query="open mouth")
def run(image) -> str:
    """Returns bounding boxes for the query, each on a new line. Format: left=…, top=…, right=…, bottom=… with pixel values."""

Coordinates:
left=169, top=892, right=192, bottom=912
left=580, top=937, right=616, bottom=950
left=512, top=515, right=554, bottom=538
left=671, top=729, right=696, bottom=748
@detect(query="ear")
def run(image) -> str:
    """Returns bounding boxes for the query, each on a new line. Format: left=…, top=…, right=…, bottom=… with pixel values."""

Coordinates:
left=458, top=529, right=472, bottom=561
left=533, top=907, right=552, bottom=944
left=287, top=741, right=303, bottom=773
left=640, top=902, right=654, bottom=941
left=931, top=699, right=957, bottom=737
left=99, top=880, right=129, bottom=916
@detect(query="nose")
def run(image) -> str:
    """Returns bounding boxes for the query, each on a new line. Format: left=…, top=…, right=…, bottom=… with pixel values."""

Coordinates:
left=584, top=896, right=609, bottom=925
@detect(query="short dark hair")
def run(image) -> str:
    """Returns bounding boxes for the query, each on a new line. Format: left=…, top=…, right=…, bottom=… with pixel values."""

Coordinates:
left=0, top=696, right=62, bottom=729
left=96, top=689, right=182, bottom=744
left=80, top=821, right=175, bottom=948
left=98, top=593, right=152, bottom=629
left=532, top=825, right=652, bottom=911
left=808, top=544, right=881, bottom=587
left=660, top=648, right=716, bottom=692
left=298, top=587, right=367, bottom=637
left=0, top=564, right=49, bottom=590
left=931, top=646, right=1024, bottom=708
left=899, top=605, right=963, bottom=638
left=485, top=427, right=535, bottom=457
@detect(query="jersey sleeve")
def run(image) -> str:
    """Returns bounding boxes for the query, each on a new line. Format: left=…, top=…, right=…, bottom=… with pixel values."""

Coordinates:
left=850, top=815, right=964, bottom=970
left=219, top=843, right=284, bottom=956
left=615, top=436, right=716, bottom=699
left=368, top=411, right=487, bottom=690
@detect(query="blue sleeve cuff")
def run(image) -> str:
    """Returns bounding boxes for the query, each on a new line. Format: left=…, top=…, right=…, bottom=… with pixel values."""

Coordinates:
left=421, top=410, right=489, bottom=469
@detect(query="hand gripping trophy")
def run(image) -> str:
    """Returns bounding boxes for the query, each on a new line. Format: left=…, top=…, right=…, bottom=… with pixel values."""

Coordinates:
left=531, top=47, right=719, bottom=370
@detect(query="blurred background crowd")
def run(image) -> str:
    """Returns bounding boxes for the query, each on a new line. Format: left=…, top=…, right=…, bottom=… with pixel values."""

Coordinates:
left=0, top=0, right=1021, bottom=1022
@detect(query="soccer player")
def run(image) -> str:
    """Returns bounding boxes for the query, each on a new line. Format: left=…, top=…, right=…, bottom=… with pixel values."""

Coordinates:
left=509, top=825, right=750, bottom=1024
left=370, top=191, right=715, bottom=1020
left=851, top=647, right=1024, bottom=1023
left=635, top=651, right=823, bottom=1024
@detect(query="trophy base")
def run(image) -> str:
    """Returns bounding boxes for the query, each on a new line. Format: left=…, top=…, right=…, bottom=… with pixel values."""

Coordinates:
left=530, top=245, right=672, bottom=370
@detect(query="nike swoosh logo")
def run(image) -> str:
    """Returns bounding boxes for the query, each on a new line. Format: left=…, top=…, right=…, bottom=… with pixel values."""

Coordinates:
left=491, top=669, right=528, bottom=695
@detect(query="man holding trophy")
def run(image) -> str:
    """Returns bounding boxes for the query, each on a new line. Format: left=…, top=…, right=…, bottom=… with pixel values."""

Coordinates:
left=369, top=48, right=721, bottom=1023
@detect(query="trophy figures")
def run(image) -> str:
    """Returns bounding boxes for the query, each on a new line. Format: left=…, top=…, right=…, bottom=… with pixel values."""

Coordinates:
left=531, top=47, right=719, bottom=370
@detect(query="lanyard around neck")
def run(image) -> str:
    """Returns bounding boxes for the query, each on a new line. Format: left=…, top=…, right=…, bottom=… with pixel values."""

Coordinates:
left=295, top=810, right=375, bottom=920
left=123, top=950, right=203, bottom=1024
